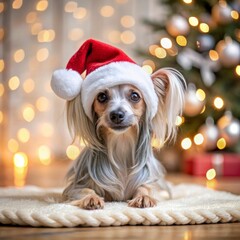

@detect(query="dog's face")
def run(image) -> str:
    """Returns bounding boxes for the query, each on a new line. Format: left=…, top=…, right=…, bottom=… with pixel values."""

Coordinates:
left=93, top=84, right=146, bottom=133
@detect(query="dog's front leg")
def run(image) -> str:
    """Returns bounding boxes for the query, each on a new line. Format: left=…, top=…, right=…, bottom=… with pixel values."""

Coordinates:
left=69, top=188, right=104, bottom=210
left=128, top=185, right=157, bottom=208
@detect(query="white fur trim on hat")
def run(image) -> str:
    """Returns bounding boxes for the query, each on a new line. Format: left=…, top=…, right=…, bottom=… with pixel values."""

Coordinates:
left=51, top=69, right=83, bottom=101
left=81, top=62, right=158, bottom=121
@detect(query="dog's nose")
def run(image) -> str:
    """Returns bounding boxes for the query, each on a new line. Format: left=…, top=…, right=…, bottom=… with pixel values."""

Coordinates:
left=110, top=110, right=125, bottom=124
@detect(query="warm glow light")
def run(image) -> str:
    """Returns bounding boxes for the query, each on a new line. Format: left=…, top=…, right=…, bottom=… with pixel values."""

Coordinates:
left=206, top=168, right=216, bottom=180
left=0, top=59, right=4, bottom=72
left=22, top=106, right=35, bottom=122
left=176, top=35, right=187, bottom=46
left=8, top=139, right=19, bottom=153
left=199, top=23, right=209, bottom=33
left=36, top=0, right=48, bottom=11
left=217, top=138, right=226, bottom=150
left=13, top=152, right=28, bottom=168
left=73, top=7, right=87, bottom=19
left=183, top=0, right=192, bottom=3
left=196, top=89, right=206, bottom=101
left=38, top=145, right=51, bottom=165
left=0, top=2, right=4, bottom=13
left=149, top=45, right=158, bottom=55
left=0, top=28, right=4, bottom=40
left=23, top=78, right=35, bottom=93
left=143, top=60, right=155, bottom=70
left=209, top=50, right=219, bottom=61
left=181, top=138, right=192, bottom=150
left=151, top=138, right=163, bottom=148
left=231, top=10, right=239, bottom=20
left=194, top=133, right=204, bottom=145
left=120, top=30, right=136, bottom=44
left=200, top=105, right=206, bottom=114
left=14, top=49, right=25, bottom=63
left=100, top=5, right=114, bottom=17
left=0, top=111, right=3, bottom=124
left=64, top=1, right=78, bottom=13
left=40, top=123, right=54, bottom=137
left=214, top=97, right=224, bottom=109
left=108, top=30, right=121, bottom=43
left=142, top=65, right=153, bottom=74
left=160, top=38, right=172, bottom=49
left=17, top=128, right=30, bottom=143
left=155, top=47, right=167, bottom=58
left=66, top=145, right=80, bottom=160
left=12, top=0, right=23, bottom=9
left=188, top=16, right=199, bottom=26
left=36, top=97, right=49, bottom=111
left=26, top=12, right=37, bottom=24
left=31, top=22, right=43, bottom=35
left=175, top=116, right=185, bottom=126
left=236, top=65, right=240, bottom=76
left=120, top=15, right=135, bottom=28
left=36, top=48, right=49, bottom=62
left=8, top=76, right=20, bottom=90
left=38, top=29, right=55, bottom=42
left=68, top=28, right=84, bottom=41
left=0, top=83, right=4, bottom=96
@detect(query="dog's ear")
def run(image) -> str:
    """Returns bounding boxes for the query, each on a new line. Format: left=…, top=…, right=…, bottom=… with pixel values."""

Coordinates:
left=151, top=68, right=186, bottom=146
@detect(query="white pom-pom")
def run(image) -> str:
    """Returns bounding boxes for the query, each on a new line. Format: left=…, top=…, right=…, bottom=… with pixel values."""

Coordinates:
left=51, top=69, right=83, bottom=100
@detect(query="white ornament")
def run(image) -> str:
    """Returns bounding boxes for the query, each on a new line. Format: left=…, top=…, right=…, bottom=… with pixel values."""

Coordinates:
left=216, top=39, right=240, bottom=67
left=217, top=111, right=240, bottom=146
left=199, top=117, right=220, bottom=150
left=184, top=83, right=205, bottom=117
left=166, top=15, right=190, bottom=37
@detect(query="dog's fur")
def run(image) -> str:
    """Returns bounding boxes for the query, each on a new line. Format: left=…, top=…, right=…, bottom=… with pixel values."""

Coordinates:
left=63, top=68, right=186, bottom=209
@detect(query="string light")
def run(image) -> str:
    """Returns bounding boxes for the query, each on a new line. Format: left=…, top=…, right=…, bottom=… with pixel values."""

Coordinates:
left=181, top=138, right=192, bottom=150
left=38, top=145, right=51, bottom=165
left=22, top=105, right=35, bottom=122
left=0, top=111, right=3, bottom=124
left=160, top=38, right=172, bottom=49
left=13, top=49, right=25, bottom=63
left=236, top=65, right=240, bottom=76
left=23, top=78, right=35, bottom=93
left=231, top=10, right=239, bottom=20
left=66, top=145, right=80, bottom=160
left=188, top=16, right=199, bottom=26
left=199, top=23, right=209, bottom=33
left=100, top=5, right=114, bottom=17
left=120, top=30, right=136, bottom=44
left=0, top=83, right=4, bottom=97
left=183, top=0, right=192, bottom=4
left=155, top=47, right=167, bottom=58
left=196, top=89, right=206, bottom=101
left=37, top=29, right=55, bottom=42
left=149, top=45, right=158, bottom=55
left=68, top=28, right=84, bottom=41
left=217, top=138, right=226, bottom=149
left=64, top=1, right=78, bottom=13
left=36, top=0, right=48, bottom=12
left=8, top=76, right=20, bottom=91
left=31, top=22, right=43, bottom=35
left=36, top=48, right=49, bottom=62
left=26, top=12, right=37, bottom=24
left=206, top=168, right=216, bottom=180
left=17, top=128, right=30, bottom=143
left=120, top=15, right=135, bottom=28
left=8, top=139, right=19, bottom=153
left=142, top=65, right=153, bottom=74
left=0, top=28, right=4, bottom=40
left=13, top=152, right=28, bottom=168
left=0, top=59, right=4, bottom=72
left=12, top=0, right=23, bottom=9
left=175, top=116, right=185, bottom=126
left=0, top=2, right=4, bottom=13
left=209, top=50, right=219, bottom=61
left=194, top=133, right=204, bottom=145
left=73, top=7, right=87, bottom=19
left=176, top=35, right=187, bottom=46
left=213, top=97, right=224, bottom=109
left=36, top=97, right=49, bottom=112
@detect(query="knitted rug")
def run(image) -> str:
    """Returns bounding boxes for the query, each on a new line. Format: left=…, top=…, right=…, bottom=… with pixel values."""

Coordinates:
left=0, top=184, right=240, bottom=227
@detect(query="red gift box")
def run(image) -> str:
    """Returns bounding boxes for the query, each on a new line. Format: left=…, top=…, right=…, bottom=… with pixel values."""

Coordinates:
left=184, top=153, right=240, bottom=176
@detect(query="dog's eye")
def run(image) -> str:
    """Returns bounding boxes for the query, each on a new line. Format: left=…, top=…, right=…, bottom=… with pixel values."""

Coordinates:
left=130, top=92, right=140, bottom=102
left=97, top=92, right=108, bottom=103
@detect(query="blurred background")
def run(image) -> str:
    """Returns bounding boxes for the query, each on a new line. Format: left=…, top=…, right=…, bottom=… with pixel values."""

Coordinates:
left=0, top=0, right=240, bottom=188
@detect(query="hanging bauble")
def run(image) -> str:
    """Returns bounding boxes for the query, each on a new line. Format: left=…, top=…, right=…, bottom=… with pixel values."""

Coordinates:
left=216, top=38, right=240, bottom=67
left=212, top=1, right=232, bottom=24
left=184, top=83, right=205, bottom=117
left=217, top=111, right=240, bottom=146
left=166, top=15, right=190, bottom=37
left=199, top=117, right=220, bottom=150
left=197, top=35, right=215, bottom=52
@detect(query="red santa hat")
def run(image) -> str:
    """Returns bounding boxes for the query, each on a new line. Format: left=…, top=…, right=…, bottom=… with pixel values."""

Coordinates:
left=51, top=39, right=158, bottom=121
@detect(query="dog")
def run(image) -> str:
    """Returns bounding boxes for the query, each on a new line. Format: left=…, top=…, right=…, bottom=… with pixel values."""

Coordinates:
left=51, top=39, right=186, bottom=210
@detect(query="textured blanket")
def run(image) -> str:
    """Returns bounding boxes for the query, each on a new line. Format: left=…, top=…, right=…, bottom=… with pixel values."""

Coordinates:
left=0, top=184, right=240, bottom=227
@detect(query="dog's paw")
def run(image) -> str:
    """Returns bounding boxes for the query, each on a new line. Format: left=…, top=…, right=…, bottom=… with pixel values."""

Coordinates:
left=70, top=194, right=104, bottom=210
left=128, top=195, right=157, bottom=208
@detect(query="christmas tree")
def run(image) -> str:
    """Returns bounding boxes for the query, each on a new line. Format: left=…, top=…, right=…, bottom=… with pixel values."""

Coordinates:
left=140, top=0, right=240, bottom=153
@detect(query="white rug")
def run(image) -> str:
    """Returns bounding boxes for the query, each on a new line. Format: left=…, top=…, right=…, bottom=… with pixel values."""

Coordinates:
left=0, top=184, right=240, bottom=227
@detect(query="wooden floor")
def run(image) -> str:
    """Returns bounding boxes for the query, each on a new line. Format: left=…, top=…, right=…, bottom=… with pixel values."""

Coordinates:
left=0, top=161, right=240, bottom=240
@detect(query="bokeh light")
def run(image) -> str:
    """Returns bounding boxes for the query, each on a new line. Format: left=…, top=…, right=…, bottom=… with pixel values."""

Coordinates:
left=66, top=145, right=80, bottom=160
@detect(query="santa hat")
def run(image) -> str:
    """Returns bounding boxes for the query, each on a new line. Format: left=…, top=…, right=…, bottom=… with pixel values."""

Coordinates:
left=51, top=39, right=158, bottom=121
